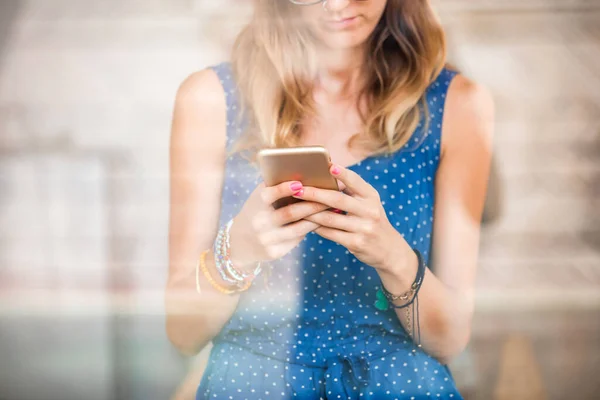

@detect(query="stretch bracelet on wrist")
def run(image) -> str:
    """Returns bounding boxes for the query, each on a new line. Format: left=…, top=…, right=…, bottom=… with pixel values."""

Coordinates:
left=215, top=223, right=248, bottom=285
left=223, top=220, right=262, bottom=280
left=374, top=248, right=426, bottom=347
left=197, top=249, right=252, bottom=295
left=375, top=249, right=425, bottom=310
left=213, top=219, right=262, bottom=290
left=213, top=226, right=241, bottom=285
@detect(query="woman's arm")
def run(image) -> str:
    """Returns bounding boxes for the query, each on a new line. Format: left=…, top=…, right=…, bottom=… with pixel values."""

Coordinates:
left=378, top=75, right=495, bottom=362
left=166, top=69, right=241, bottom=355
left=300, top=75, right=494, bottom=363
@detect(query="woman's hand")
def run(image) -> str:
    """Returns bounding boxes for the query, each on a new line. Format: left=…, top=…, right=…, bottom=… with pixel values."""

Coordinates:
left=296, top=164, right=412, bottom=273
left=228, top=181, right=330, bottom=271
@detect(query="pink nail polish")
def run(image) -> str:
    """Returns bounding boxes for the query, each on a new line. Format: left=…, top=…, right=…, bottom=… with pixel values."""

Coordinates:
left=293, top=189, right=304, bottom=197
left=331, top=165, right=341, bottom=175
left=290, top=182, right=303, bottom=191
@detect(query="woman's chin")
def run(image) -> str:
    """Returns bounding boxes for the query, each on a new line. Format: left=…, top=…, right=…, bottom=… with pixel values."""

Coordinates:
left=319, top=33, right=370, bottom=51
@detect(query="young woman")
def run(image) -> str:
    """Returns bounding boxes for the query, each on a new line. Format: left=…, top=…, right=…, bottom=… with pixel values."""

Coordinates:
left=166, top=0, right=494, bottom=399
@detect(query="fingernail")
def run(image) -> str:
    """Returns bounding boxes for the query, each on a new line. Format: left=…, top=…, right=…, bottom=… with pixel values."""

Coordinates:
left=331, top=165, right=341, bottom=176
left=290, top=182, right=303, bottom=191
left=292, top=189, right=304, bottom=197
left=333, top=209, right=343, bottom=214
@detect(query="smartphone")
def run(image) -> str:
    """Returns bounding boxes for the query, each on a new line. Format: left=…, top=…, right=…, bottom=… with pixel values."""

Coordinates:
left=257, top=146, right=339, bottom=209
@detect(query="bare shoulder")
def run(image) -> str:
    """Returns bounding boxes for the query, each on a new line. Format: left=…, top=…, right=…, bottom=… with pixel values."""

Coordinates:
left=445, top=74, right=494, bottom=123
left=441, top=74, right=495, bottom=155
left=174, top=68, right=225, bottom=115
left=171, top=68, right=227, bottom=154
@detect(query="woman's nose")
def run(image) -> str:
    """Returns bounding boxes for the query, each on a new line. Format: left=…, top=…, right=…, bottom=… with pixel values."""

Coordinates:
left=324, top=0, right=351, bottom=13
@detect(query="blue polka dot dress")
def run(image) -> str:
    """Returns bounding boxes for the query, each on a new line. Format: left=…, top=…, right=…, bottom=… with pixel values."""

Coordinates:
left=197, top=62, right=462, bottom=400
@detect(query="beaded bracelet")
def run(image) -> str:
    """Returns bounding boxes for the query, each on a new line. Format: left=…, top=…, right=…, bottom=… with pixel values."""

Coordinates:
left=222, top=220, right=262, bottom=281
left=214, top=222, right=245, bottom=285
left=213, top=227, right=240, bottom=285
left=212, top=219, right=262, bottom=290
left=374, top=249, right=426, bottom=346
left=375, top=249, right=425, bottom=310
left=196, top=249, right=252, bottom=295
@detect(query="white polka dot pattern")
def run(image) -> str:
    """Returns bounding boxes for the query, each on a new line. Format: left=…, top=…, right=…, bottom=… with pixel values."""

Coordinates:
left=197, top=63, right=462, bottom=399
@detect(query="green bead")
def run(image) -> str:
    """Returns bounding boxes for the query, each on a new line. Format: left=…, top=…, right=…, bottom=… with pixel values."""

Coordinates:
left=374, top=289, right=389, bottom=310
left=375, top=298, right=389, bottom=311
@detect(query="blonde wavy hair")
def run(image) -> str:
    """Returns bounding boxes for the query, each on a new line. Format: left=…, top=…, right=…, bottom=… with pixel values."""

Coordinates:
left=230, top=0, right=447, bottom=158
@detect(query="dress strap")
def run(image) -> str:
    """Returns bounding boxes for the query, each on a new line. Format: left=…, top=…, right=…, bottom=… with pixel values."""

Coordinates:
left=424, top=67, right=459, bottom=150
left=400, top=67, right=459, bottom=163
left=208, top=62, right=245, bottom=148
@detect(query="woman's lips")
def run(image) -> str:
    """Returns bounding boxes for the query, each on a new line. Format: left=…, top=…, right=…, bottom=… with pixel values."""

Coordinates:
left=326, top=16, right=359, bottom=30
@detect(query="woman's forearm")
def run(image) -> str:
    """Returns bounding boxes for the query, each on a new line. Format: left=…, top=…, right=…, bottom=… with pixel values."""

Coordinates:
left=165, top=250, right=241, bottom=355
left=377, top=250, right=473, bottom=363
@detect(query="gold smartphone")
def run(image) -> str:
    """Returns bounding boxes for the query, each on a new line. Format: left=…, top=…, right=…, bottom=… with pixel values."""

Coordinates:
left=257, top=146, right=339, bottom=209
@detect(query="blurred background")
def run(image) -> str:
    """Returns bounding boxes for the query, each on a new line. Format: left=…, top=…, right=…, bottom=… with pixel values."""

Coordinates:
left=0, top=0, right=598, bottom=399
